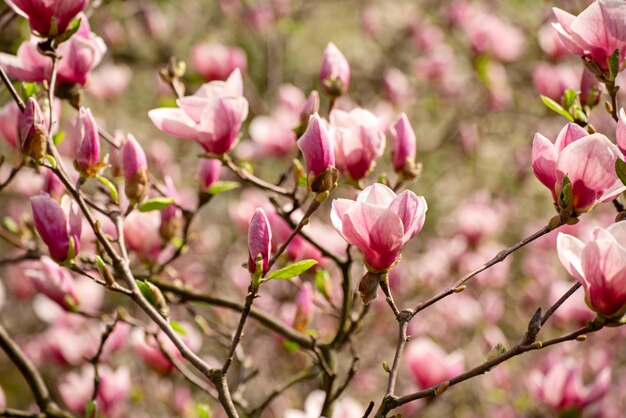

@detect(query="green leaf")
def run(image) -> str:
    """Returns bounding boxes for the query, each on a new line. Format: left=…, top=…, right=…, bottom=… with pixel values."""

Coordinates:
left=20, top=82, right=40, bottom=99
left=283, top=339, right=300, bottom=353
left=609, top=48, right=620, bottom=80
left=53, top=131, right=65, bottom=145
left=562, top=88, right=577, bottom=110
left=44, top=154, right=57, bottom=169
left=616, top=159, right=626, bottom=187
left=170, top=320, right=187, bottom=335
left=85, top=399, right=97, bottom=418
left=196, top=403, right=211, bottom=418
left=207, top=181, right=240, bottom=195
left=541, top=95, right=574, bottom=122
left=136, top=280, right=156, bottom=306
left=138, top=197, right=175, bottom=212
left=265, top=260, right=318, bottom=281
left=96, top=176, right=119, bottom=203
left=558, top=175, right=574, bottom=210
left=54, top=17, right=81, bottom=44
left=2, top=216, right=19, bottom=234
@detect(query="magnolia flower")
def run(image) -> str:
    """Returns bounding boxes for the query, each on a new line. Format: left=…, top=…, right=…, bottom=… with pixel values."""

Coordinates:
left=293, top=282, right=314, bottom=332
left=553, top=0, right=626, bottom=72
left=557, top=221, right=626, bottom=317
left=149, top=69, right=249, bottom=154
left=0, top=100, right=20, bottom=148
left=248, top=208, right=272, bottom=274
left=72, top=107, right=101, bottom=176
left=190, top=41, right=247, bottom=81
left=616, top=108, right=626, bottom=155
left=8, top=0, right=88, bottom=37
left=198, top=158, right=221, bottom=191
left=284, top=390, right=362, bottom=418
left=31, top=195, right=82, bottom=263
left=390, top=113, right=417, bottom=174
left=531, top=123, right=624, bottom=213
left=297, top=113, right=335, bottom=177
left=330, top=108, right=385, bottom=182
left=405, top=337, right=465, bottom=389
left=527, top=358, right=610, bottom=413
left=19, top=97, right=47, bottom=160
left=320, top=43, right=350, bottom=97
left=24, top=256, right=79, bottom=310
left=0, top=17, right=106, bottom=86
left=331, top=183, right=427, bottom=271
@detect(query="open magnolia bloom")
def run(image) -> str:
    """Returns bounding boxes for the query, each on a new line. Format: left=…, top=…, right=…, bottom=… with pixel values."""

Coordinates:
left=331, top=183, right=427, bottom=272
left=148, top=69, right=249, bottom=155
left=553, top=0, right=626, bottom=72
left=557, top=221, right=626, bottom=318
left=531, top=123, right=625, bottom=213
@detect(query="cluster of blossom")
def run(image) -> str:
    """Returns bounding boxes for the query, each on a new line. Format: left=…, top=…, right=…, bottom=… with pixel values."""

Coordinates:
left=1, top=0, right=626, bottom=417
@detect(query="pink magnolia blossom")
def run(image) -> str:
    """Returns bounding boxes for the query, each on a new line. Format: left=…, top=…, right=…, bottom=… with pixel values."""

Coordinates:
left=248, top=111, right=297, bottom=157
left=0, top=17, right=106, bottom=86
left=248, top=208, right=272, bottom=274
left=527, top=358, right=611, bottom=413
left=405, top=337, right=465, bottom=389
left=59, top=365, right=131, bottom=418
left=0, top=101, right=20, bottom=148
left=86, top=63, right=132, bottom=101
left=284, top=390, right=362, bottom=418
left=293, top=282, right=314, bottom=332
left=72, top=107, right=101, bottom=175
left=617, top=108, right=626, bottom=155
left=330, top=108, right=385, bottom=181
left=538, top=22, right=573, bottom=60
left=19, top=97, right=47, bottom=159
left=320, top=42, right=350, bottom=97
left=123, top=210, right=162, bottom=261
left=580, top=67, right=603, bottom=106
left=557, top=221, right=626, bottom=317
left=331, top=183, right=427, bottom=271
left=532, top=63, right=579, bottom=102
left=198, top=158, right=221, bottom=191
left=24, top=256, right=79, bottom=310
left=553, top=0, right=626, bottom=72
left=389, top=113, right=417, bottom=174
left=122, top=133, right=149, bottom=203
left=297, top=113, right=335, bottom=177
left=531, top=123, right=624, bottom=212
left=132, top=325, right=202, bottom=376
left=149, top=69, right=249, bottom=154
left=31, top=195, right=82, bottom=263
left=7, top=0, right=88, bottom=37
left=190, top=41, right=247, bottom=81
left=382, top=68, right=414, bottom=105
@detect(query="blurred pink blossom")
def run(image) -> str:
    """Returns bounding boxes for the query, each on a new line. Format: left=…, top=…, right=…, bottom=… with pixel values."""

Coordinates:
left=190, top=42, right=247, bottom=81
left=405, top=337, right=465, bottom=389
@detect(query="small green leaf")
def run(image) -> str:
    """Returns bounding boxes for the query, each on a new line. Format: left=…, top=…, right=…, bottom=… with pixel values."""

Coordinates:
left=170, top=320, right=187, bottom=335
left=54, top=17, right=81, bottom=44
left=96, top=176, right=118, bottom=203
left=138, top=197, right=174, bottom=212
left=562, top=88, right=577, bottom=110
left=207, top=181, right=240, bottom=195
left=45, top=154, right=57, bottom=169
left=541, top=95, right=574, bottom=122
left=196, top=403, right=211, bottom=418
left=53, top=131, right=65, bottom=145
left=616, top=159, right=626, bottom=187
left=558, top=175, right=574, bottom=210
left=85, top=399, right=97, bottom=418
left=283, top=339, right=300, bottom=353
left=265, top=260, right=318, bottom=281
left=136, top=280, right=156, bottom=306
left=20, top=82, right=40, bottom=99
left=297, top=175, right=307, bottom=187
left=2, top=216, right=19, bottom=234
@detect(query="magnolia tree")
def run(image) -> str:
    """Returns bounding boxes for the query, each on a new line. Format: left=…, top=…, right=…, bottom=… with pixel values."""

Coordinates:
left=1, top=0, right=626, bottom=417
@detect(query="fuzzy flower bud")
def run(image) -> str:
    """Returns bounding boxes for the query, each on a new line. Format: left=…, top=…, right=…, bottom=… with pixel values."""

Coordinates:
left=320, top=43, right=350, bottom=97
left=72, top=107, right=102, bottom=176
left=30, top=195, right=82, bottom=263
left=19, top=97, right=47, bottom=160
left=247, top=208, right=271, bottom=275
left=122, top=134, right=149, bottom=204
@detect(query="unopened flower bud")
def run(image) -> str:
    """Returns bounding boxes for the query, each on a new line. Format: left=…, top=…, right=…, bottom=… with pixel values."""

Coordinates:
left=390, top=113, right=417, bottom=175
left=320, top=43, right=350, bottom=97
left=293, top=282, right=314, bottom=332
left=73, top=107, right=103, bottom=176
left=297, top=113, right=337, bottom=192
left=19, top=98, right=47, bottom=160
left=122, top=134, right=149, bottom=204
left=247, top=208, right=271, bottom=275
left=30, top=194, right=82, bottom=263
left=300, top=91, right=320, bottom=127
left=198, top=159, right=221, bottom=191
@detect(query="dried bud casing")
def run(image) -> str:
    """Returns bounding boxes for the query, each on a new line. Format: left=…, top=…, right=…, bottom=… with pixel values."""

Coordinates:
left=359, top=271, right=380, bottom=304
left=311, top=166, right=339, bottom=194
